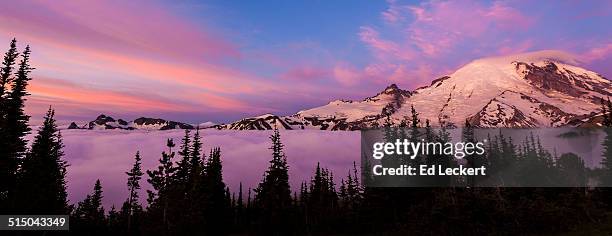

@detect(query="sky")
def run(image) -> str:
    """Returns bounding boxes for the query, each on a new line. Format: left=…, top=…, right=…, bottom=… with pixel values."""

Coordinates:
left=1, top=0, right=611, bottom=124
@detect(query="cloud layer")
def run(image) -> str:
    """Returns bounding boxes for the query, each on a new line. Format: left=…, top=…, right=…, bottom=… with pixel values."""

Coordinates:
left=46, top=129, right=359, bottom=209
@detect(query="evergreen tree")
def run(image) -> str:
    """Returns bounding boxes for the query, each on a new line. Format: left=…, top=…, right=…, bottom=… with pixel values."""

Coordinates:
left=600, top=98, right=612, bottom=187
left=107, top=206, right=121, bottom=234
left=73, top=180, right=107, bottom=234
left=303, top=163, right=339, bottom=232
left=247, top=187, right=252, bottom=208
left=126, top=151, right=144, bottom=234
left=607, top=98, right=612, bottom=125
left=176, top=129, right=208, bottom=234
left=557, top=153, right=586, bottom=187
left=14, top=108, right=68, bottom=214
left=462, top=119, right=477, bottom=187
left=189, top=128, right=203, bottom=185
left=146, top=139, right=176, bottom=233
left=5, top=45, right=32, bottom=161
left=600, top=126, right=612, bottom=187
left=409, top=105, right=421, bottom=165
left=174, top=129, right=191, bottom=186
left=0, top=39, right=18, bottom=95
left=601, top=98, right=611, bottom=127
left=410, top=105, right=420, bottom=139
left=254, top=127, right=292, bottom=232
left=202, top=147, right=230, bottom=234
left=237, top=182, right=244, bottom=209
left=0, top=39, right=20, bottom=206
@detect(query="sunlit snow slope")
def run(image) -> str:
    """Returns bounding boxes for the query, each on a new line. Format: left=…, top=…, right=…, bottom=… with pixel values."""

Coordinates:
left=215, top=50, right=611, bottom=130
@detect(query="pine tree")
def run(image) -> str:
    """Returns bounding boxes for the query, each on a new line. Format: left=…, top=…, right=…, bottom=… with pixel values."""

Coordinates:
left=607, top=98, right=612, bottom=125
left=0, top=39, right=20, bottom=206
left=304, top=163, right=339, bottom=230
left=125, top=151, right=143, bottom=233
left=175, top=129, right=191, bottom=186
left=190, top=128, right=203, bottom=183
left=5, top=45, right=32, bottom=161
left=381, top=113, right=401, bottom=170
left=557, top=153, right=586, bottom=187
left=410, top=105, right=420, bottom=137
left=601, top=98, right=612, bottom=187
left=14, top=108, right=68, bottom=214
left=254, top=127, right=292, bottom=232
left=602, top=98, right=611, bottom=127
left=600, top=126, right=612, bottom=186
left=0, top=39, right=18, bottom=95
left=73, top=180, right=107, bottom=234
left=462, top=119, right=477, bottom=187
left=107, top=206, right=120, bottom=234
left=146, top=138, right=176, bottom=232
left=202, top=147, right=230, bottom=234
left=247, top=188, right=252, bottom=208
left=181, top=128, right=204, bottom=230
left=238, top=182, right=244, bottom=209
left=310, top=162, right=324, bottom=206
left=409, top=105, right=421, bottom=164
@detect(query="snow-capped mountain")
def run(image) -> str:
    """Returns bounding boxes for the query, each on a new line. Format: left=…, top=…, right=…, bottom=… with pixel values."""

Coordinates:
left=69, top=114, right=194, bottom=130
left=214, top=50, right=612, bottom=130
left=211, top=84, right=412, bottom=130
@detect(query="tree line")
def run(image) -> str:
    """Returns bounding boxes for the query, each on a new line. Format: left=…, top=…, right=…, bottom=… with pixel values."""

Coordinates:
left=3, top=39, right=612, bottom=235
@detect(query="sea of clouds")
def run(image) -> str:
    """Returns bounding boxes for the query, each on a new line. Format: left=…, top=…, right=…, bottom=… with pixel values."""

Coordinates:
left=45, top=129, right=359, bottom=209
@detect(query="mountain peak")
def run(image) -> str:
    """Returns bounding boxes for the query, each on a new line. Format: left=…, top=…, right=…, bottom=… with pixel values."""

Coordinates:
left=385, top=83, right=399, bottom=91
left=94, top=114, right=115, bottom=124
left=378, top=84, right=411, bottom=97
left=96, top=114, right=110, bottom=119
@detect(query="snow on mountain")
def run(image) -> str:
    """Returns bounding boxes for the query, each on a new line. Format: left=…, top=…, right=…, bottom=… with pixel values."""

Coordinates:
left=404, top=50, right=610, bottom=127
left=297, top=84, right=412, bottom=122
left=212, top=84, right=412, bottom=130
left=69, top=114, right=194, bottom=130
left=68, top=51, right=610, bottom=131
left=216, top=50, right=612, bottom=130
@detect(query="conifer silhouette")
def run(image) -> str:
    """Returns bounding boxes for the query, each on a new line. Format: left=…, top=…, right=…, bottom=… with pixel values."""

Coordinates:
left=15, top=108, right=68, bottom=214
left=0, top=39, right=21, bottom=208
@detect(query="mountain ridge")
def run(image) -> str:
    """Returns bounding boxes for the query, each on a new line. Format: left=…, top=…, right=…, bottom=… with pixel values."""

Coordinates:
left=68, top=114, right=195, bottom=130
left=69, top=51, right=612, bottom=131
left=212, top=50, right=611, bottom=130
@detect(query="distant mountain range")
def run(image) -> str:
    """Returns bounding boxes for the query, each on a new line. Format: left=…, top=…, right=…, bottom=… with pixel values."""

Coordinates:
left=69, top=50, right=612, bottom=131
left=67, top=114, right=195, bottom=130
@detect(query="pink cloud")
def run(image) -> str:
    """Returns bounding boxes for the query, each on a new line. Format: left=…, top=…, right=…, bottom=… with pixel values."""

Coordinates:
left=28, top=77, right=197, bottom=112
left=582, top=43, right=612, bottom=62
left=25, top=76, right=255, bottom=121
left=348, top=0, right=538, bottom=89
left=406, top=0, right=533, bottom=57
left=486, top=1, right=533, bottom=30
left=0, top=0, right=313, bottom=119
left=359, top=26, right=414, bottom=61
left=0, top=1, right=265, bottom=95
left=0, top=0, right=239, bottom=62
left=333, top=62, right=363, bottom=86
left=363, top=62, right=441, bottom=88
left=359, top=27, right=399, bottom=56
left=281, top=66, right=330, bottom=81
left=382, top=0, right=407, bottom=24
left=497, top=39, right=534, bottom=55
